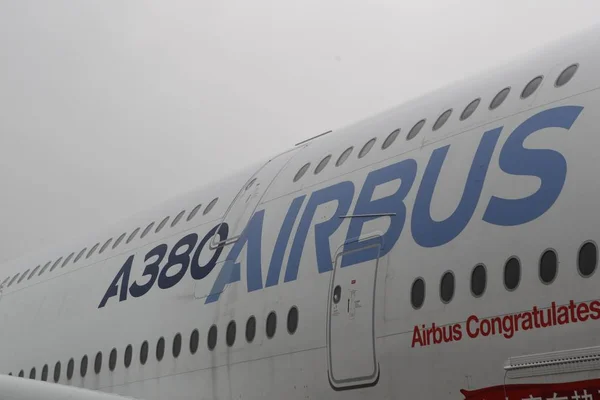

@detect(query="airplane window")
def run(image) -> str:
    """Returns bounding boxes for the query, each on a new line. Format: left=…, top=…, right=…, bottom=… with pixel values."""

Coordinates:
left=18, top=370, right=24, bottom=377
left=440, top=271, right=455, bottom=303
left=207, top=325, right=217, bottom=350
left=294, top=163, right=311, bottom=182
left=172, top=210, right=186, bottom=227
left=190, top=329, right=199, bottom=354
left=539, top=249, right=558, bottom=284
left=406, top=119, right=426, bottom=141
left=226, top=321, right=236, bottom=347
left=62, top=252, right=74, bottom=267
left=74, top=248, right=86, bottom=263
left=113, top=233, right=126, bottom=249
left=41, top=365, right=48, bottom=381
left=266, top=311, right=277, bottom=339
left=314, top=155, right=331, bottom=175
left=287, top=306, right=299, bottom=334
left=29, top=367, right=35, bottom=379
left=127, top=228, right=140, bottom=244
left=521, top=76, right=543, bottom=99
left=38, top=261, right=51, bottom=276
left=504, top=257, right=521, bottom=291
left=489, top=87, right=510, bottom=110
left=246, top=316, right=256, bottom=343
left=18, top=270, right=29, bottom=284
left=67, top=358, right=74, bottom=380
left=87, top=243, right=100, bottom=259
left=578, top=241, right=597, bottom=277
left=358, top=138, right=376, bottom=158
left=433, top=109, right=452, bottom=131
left=8, top=372, right=11, bottom=376
left=94, top=352, right=102, bottom=374
left=460, top=98, right=480, bottom=121
left=140, top=341, right=149, bottom=365
left=50, top=257, right=62, bottom=272
left=336, top=147, right=353, bottom=167
left=556, top=64, right=578, bottom=87
left=155, top=216, right=170, bottom=233
left=382, top=129, right=400, bottom=150
left=187, top=204, right=202, bottom=221
left=53, top=361, right=61, bottom=382
left=156, top=337, right=165, bottom=361
left=141, top=223, right=155, bottom=239
left=204, top=198, right=218, bottom=215
left=99, top=238, right=113, bottom=254
left=109, top=348, right=117, bottom=371
left=410, top=278, right=425, bottom=309
left=470, top=264, right=487, bottom=297
left=173, top=333, right=182, bottom=358
left=7, top=273, right=20, bottom=287
left=80, top=356, right=88, bottom=377
left=124, top=345, right=132, bottom=368
left=1, top=276, right=10, bottom=287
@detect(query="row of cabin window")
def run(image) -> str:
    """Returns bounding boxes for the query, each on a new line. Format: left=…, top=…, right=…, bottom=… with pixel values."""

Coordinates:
left=410, top=241, right=598, bottom=309
left=9, top=306, right=299, bottom=382
left=0, top=197, right=220, bottom=290
left=293, top=63, right=580, bottom=183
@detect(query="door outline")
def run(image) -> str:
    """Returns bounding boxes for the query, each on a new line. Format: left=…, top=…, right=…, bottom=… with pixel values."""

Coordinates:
left=209, top=145, right=305, bottom=250
left=326, top=235, right=382, bottom=391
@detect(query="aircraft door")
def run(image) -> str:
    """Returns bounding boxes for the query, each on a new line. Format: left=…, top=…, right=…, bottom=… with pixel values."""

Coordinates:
left=210, top=146, right=303, bottom=248
left=327, top=240, right=381, bottom=390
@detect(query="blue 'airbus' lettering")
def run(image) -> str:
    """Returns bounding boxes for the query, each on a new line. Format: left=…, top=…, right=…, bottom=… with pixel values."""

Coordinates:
left=98, top=105, right=583, bottom=309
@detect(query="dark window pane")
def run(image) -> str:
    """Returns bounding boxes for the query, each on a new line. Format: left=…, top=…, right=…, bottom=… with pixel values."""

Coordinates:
left=140, top=341, right=148, bottom=365
left=460, top=98, right=480, bottom=121
left=41, top=365, right=48, bottom=381
left=471, top=264, right=486, bottom=297
left=411, top=278, right=425, bottom=308
left=433, top=109, right=452, bottom=131
left=336, top=147, right=353, bottom=166
left=382, top=129, right=400, bottom=150
left=314, top=155, right=331, bottom=175
left=80, top=356, right=88, bottom=377
left=578, top=242, right=597, bottom=277
left=245, top=317, right=256, bottom=343
left=287, top=307, right=299, bottom=334
left=440, top=271, right=455, bottom=303
left=173, top=333, right=182, bottom=358
left=94, top=352, right=102, bottom=374
left=521, top=76, right=543, bottom=99
left=406, top=119, right=426, bottom=140
left=556, top=64, right=578, bottom=87
left=226, top=321, right=236, bottom=347
left=190, top=329, right=199, bottom=354
left=124, top=345, right=132, bottom=368
left=294, top=163, right=310, bottom=182
left=207, top=325, right=217, bottom=350
left=29, top=368, right=36, bottom=379
left=504, top=257, right=521, bottom=290
left=540, top=249, right=558, bottom=283
left=358, top=138, right=376, bottom=158
left=109, top=348, right=117, bottom=371
left=53, top=362, right=61, bottom=382
left=266, top=312, right=277, bottom=338
left=18, top=370, right=24, bottom=377
left=67, top=358, right=74, bottom=380
left=156, top=337, right=165, bottom=361
left=490, top=87, right=510, bottom=110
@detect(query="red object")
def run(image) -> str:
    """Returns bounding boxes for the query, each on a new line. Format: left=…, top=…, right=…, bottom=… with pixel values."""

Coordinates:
left=351, top=279, right=356, bottom=284
left=461, top=378, right=600, bottom=400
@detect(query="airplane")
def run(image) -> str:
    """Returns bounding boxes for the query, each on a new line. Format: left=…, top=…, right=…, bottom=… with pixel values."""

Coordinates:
left=1, top=22, right=600, bottom=400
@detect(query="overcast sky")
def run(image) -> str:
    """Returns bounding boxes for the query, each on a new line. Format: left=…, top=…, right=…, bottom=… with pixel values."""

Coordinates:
left=0, top=0, right=598, bottom=262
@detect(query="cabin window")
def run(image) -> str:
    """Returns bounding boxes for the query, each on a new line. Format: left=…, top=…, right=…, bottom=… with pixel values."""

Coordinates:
left=470, top=264, right=487, bottom=297
left=94, top=352, right=102, bottom=374
left=266, top=311, right=277, bottom=339
left=539, top=249, right=558, bottom=284
left=359, top=138, right=376, bottom=158
left=141, top=223, right=155, bottom=239
left=460, top=98, right=480, bottom=121
left=62, top=252, right=75, bottom=267
left=74, top=248, right=87, bottom=263
left=29, top=368, right=36, bottom=379
left=246, top=316, right=256, bottom=343
left=489, top=87, right=510, bottom=110
left=109, top=348, right=117, bottom=371
left=18, top=370, right=24, bottom=377
left=287, top=306, right=299, bottom=334
left=521, top=76, right=543, bottom=99
left=556, top=64, right=578, bottom=87
left=207, top=325, right=217, bottom=350
left=314, top=155, right=331, bottom=175
left=124, top=345, right=133, bottom=368
left=18, top=270, right=29, bottom=284
left=406, top=119, right=426, bottom=141
left=190, top=329, right=199, bottom=354
left=113, top=233, right=126, bottom=249
left=382, top=129, right=400, bottom=150
left=99, top=238, right=112, bottom=254
left=172, top=333, right=182, bottom=358
left=41, top=364, right=48, bottom=381
left=204, top=198, right=219, bottom=215
left=87, top=243, right=100, bottom=258
left=28, top=266, right=40, bottom=280
left=156, top=337, right=165, bottom=361
left=440, top=271, right=455, bottom=303
left=127, top=228, right=140, bottom=244
left=411, top=278, right=425, bottom=309
left=7, top=274, right=19, bottom=287
left=39, top=261, right=52, bottom=276
left=226, top=321, right=236, bottom=347
left=187, top=204, right=202, bottom=221
left=156, top=216, right=170, bottom=233
left=433, top=109, right=452, bottom=131
left=53, top=361, right=61, bottom=382
left=172, top=210, right=186, bottom=227
left=294, top=163, right=311, bottom=182
left=336, top=147, right=353, bottom=166
left=50, top=257, right=62, bottom=272
left=1, top=276, right=10, bottom=287
left=80, top=356, right=88, bottom=377
left=578, top=241, right=597, bottom=277
left=140, top=341, right=149, bottom=365
left=504, top=257, right=521, bottom=290
left=67, top=358, right=74, bottom=380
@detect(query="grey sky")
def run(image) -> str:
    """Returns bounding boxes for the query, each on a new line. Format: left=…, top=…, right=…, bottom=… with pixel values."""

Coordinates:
left=0, top=0, right=598, bottom=262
